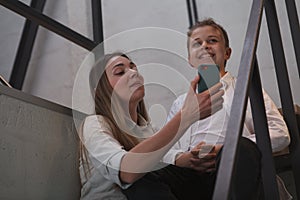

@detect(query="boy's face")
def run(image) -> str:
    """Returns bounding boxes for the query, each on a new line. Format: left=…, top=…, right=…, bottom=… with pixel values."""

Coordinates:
left=188, top=25, right=231, bottom=76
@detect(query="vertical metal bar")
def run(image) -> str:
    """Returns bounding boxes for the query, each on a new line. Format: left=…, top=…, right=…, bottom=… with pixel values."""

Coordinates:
left=285, top=0, right=300, bottom=78
left=192, top=0, right=198, bottom=22
left=212, top=0, right=264, bottom=199
left=186, top=0, right=194, bottom=27
left=91, top=0, right=104, bottom=44
left=91, top=0, right=104, bottom=57
left=9, top=0, right=46, bottom=90
left=249, top=57, right=279, bottom=200
left=264, top=0, right=300, bottom=198
left=186, top=0, right=198, bottom=27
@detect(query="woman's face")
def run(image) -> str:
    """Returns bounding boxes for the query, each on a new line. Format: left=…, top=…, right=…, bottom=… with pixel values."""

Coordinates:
left=105, top=55, right=145, bottom=104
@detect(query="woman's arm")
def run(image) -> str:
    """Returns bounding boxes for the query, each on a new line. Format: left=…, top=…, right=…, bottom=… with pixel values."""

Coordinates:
left=120, top=77, right=224, bottom=183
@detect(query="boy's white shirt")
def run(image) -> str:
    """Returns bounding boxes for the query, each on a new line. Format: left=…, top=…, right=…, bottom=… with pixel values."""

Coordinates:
left=163, top=72, right=290, bottom=165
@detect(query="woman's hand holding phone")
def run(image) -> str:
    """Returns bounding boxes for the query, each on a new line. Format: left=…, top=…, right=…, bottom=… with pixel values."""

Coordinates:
left=181, top=76, right=224, bottom=123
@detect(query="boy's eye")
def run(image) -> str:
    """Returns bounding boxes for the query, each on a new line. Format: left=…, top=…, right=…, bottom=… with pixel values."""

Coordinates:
left=208, top=39, right=218, bottom=43
left=192, top=41, right=201, bottom=48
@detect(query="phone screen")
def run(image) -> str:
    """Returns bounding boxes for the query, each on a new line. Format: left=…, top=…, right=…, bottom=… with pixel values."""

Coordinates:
left=197, top=64, right=220, bottom=93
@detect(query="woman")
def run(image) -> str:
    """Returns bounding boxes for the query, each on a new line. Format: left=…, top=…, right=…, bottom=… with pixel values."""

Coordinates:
left=79, top=52, right=224, bottom=200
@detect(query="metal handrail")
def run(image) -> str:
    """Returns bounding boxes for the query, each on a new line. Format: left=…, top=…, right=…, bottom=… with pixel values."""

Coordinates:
left=212, top=0, right=265, bottom=198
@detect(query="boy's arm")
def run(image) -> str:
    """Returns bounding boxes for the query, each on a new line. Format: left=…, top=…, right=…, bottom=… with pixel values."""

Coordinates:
left=245, top=89, right=290, bottom=153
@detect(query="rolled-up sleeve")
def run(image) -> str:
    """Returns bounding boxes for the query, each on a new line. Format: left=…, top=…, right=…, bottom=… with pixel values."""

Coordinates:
left=244, top=90, right=290, bottom=153
left=263, top=90, right=290, bottom=152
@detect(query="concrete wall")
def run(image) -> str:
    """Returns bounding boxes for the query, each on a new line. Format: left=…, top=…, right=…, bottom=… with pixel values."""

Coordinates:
left=0, top=86, right=81, bottom=200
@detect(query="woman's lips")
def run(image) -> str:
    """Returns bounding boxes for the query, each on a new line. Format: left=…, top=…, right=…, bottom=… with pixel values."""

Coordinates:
left=129, top=81, right=144, bottom=89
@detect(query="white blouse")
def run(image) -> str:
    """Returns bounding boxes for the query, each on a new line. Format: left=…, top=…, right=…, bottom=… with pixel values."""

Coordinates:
left=80, top=114, right=155, bottom=200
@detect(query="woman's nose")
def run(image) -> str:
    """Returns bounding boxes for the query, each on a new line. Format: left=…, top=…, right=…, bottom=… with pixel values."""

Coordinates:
left=128, top=69, right=138, bottom=78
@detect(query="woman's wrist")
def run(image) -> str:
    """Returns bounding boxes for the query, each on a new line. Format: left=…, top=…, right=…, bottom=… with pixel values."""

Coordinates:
left=180, top=107, right=197, bottom=128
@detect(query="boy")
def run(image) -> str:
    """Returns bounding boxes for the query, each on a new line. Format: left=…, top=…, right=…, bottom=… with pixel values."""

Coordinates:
left=163, top=18, right=290, bottom=199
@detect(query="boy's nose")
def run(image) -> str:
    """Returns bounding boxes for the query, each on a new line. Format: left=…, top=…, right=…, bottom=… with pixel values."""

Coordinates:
left=201, top=41, right=209, bottom=49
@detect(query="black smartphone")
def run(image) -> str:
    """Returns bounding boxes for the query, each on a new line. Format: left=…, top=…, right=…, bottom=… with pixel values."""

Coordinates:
left=197, top=64, right=220, bottom=93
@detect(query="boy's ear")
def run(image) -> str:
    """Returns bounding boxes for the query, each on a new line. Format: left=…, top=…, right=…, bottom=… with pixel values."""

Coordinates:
left=225, top=47, right=232, bottom=60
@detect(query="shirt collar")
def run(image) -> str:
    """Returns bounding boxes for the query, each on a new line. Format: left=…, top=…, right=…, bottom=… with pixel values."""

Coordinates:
left=220, top=72, right=234, bottom=90
left=124, top=114, right=154, bottom=139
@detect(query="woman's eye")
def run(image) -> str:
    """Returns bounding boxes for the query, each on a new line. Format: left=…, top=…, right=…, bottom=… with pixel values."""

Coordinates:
left=114, top=71, right=125, bottom=76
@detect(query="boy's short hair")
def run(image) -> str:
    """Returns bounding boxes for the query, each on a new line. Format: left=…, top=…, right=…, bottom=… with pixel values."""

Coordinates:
left=187, top=18, right=230, bottom=49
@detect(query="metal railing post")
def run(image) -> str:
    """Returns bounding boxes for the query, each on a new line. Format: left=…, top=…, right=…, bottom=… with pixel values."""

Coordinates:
left=249, top=57, right=279, bottom=199
left=91, top=0, right=104, bottom=57
left=285, top=0, right=300, bottom=78
left=186, top=0, right=198, bottom=27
